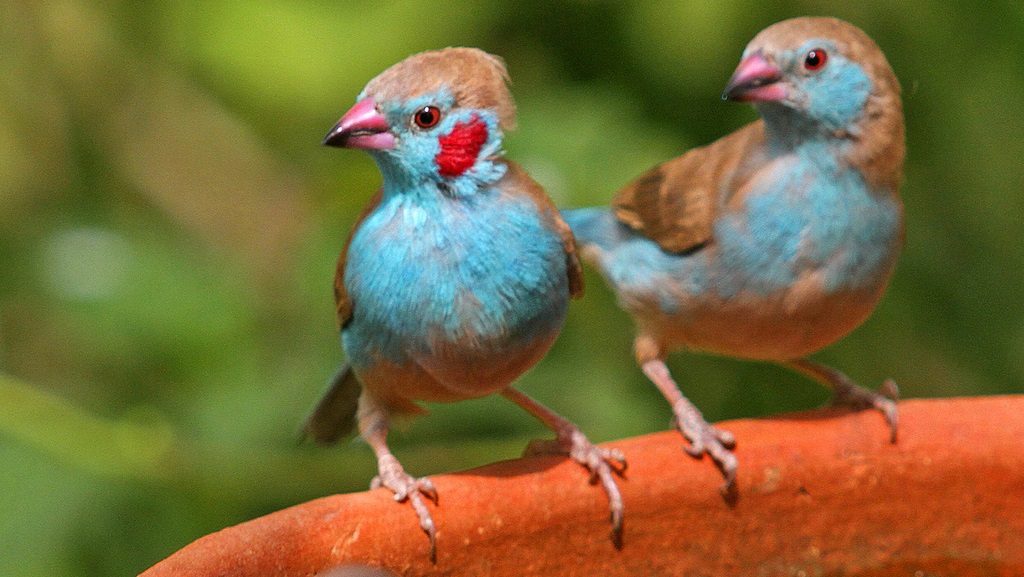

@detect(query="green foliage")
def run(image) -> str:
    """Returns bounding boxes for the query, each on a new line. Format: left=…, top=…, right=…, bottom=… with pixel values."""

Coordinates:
left=1, top=1, right=1022, bottom=575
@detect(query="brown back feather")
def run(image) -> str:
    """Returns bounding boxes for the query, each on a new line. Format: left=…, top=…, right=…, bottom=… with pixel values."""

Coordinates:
left=613, top=121, right=767, bottom=253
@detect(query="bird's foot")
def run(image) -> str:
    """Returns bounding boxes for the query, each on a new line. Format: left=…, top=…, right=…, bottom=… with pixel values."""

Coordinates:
left=524, top=428, right=627, bottom=547
left=672, top=399, right=738, bottom=495
left=831, top=378, right=900, bottom=443
left=370, top=455, right=439, bottom=562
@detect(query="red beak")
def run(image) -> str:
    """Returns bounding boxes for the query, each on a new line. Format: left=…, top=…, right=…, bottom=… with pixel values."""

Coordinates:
left=323, top=98, right=395, bottom=150
left=722, top=53, right=786, bottom=103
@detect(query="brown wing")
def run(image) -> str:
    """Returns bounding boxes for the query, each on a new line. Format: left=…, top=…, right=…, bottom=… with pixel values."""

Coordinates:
left=335, top=189, right=384, bottom=328
left=503, top=161, right=585, bottom=299
left=612, top=121, right=766, bottom=253
left=554, top=210, right=586, bottom=299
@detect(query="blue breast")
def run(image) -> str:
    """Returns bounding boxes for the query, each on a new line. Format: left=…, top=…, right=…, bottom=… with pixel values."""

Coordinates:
left=713, top=144, right=901, bottom=298
left=567, top=145, right=901, bottom=314
left=342, top=186, right=568, bottom=370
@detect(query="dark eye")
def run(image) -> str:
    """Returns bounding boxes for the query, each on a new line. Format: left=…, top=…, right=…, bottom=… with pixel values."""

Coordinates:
left=804, top=48, right=828, bottom=71
left=413, top=106, right=441, bottom=129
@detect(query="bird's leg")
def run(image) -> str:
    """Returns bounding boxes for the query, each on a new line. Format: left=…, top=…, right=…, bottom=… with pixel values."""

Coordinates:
left=359, top=401, right=439, bottom=562
left=782, top=358, right=899, bottom=443
left=500, top=386, right=626, bottom=547
left=640, top=358, right=738, bottom=493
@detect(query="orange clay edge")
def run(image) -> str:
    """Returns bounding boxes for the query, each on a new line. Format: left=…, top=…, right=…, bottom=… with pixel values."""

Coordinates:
left=140, top=396, right=1024, bottom=577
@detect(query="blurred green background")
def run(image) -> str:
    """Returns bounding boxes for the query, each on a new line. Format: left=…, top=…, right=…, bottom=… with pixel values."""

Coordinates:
left=2, top=1, right=1022, bottom=575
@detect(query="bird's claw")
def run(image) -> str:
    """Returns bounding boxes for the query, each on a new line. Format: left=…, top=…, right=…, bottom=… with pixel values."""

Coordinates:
left=371, top=456, right=438, bottom=562
left=880, top=378, right=900, bottom=401
left=577, top=443, right=628, bottom=478
left=526, top=428, right=626, bottom=547
left=674, top=402, right=738, bottom=493
left=371, top=476, right=437, bottom=504
left=830, top=378, right=900, bottom=444
left=525, top=438, right=627, bottom=474
left=562, top=429, right=626, bottom=545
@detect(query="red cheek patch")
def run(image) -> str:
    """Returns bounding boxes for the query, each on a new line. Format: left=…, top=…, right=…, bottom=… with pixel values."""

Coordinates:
left=435, top=117, right=489, bottom=178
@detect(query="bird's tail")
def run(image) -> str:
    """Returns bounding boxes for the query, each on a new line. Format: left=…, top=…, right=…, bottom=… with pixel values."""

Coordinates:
left=301, top=364, right=361, bottom=444
left=561, top=206, right=626, bottom=264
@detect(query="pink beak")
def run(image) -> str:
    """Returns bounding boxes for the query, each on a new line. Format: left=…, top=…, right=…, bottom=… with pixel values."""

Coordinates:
left=722, top=53, right=786, bottom=103
left=323, top=98, right=396, bottom=150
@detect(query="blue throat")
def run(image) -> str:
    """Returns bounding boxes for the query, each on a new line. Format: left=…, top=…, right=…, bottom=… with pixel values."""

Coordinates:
left=372, top=151, right=508, bottom=202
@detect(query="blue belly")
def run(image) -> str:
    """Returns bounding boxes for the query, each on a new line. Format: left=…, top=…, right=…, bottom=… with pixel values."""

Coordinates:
left=342, top=191, right=569, bottom=377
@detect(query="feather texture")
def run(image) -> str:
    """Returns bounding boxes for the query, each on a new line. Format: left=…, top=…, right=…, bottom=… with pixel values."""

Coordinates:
left=566, top=17, right=905, bottom=491
left=309, top=47, right=621, bottom=553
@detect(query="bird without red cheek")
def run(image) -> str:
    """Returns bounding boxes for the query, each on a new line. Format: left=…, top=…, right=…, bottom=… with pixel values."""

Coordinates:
left=564, top=16, right=904, bottom=493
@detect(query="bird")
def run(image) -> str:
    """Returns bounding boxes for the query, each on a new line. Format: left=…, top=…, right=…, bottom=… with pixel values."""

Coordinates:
left=563, top=17, right=904, bottom=492
left=303, top=47, right=625, bottom=561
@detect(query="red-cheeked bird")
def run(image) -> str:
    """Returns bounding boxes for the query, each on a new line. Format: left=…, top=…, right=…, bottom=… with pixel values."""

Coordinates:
left=304, top=48, right=625, bottom=560
left=564, top=17, right=905, bottom=491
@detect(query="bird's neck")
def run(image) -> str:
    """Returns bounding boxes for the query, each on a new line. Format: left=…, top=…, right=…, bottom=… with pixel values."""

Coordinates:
left=758, top=103, right=904, bottom=195
left=761, top=106, right=864, bottom=182
left=372, top=153, right=508, bottom=201
left=759, top=106, right=840, bottom=152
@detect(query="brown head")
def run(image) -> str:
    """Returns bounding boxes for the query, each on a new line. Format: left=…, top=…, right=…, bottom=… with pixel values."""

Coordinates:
left=361, top=47, right=515, bottom=131
left=722, top=17, right=904, bottom=192
left=322, top=48, right=518, bottom=189
left=323, top=48, right=515, bottom=155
